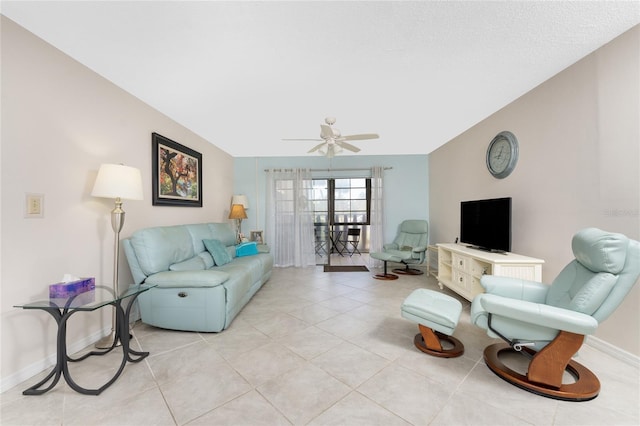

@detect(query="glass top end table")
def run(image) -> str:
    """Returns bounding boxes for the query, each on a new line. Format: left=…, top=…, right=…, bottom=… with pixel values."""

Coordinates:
left=14, top=284, right=155, bottom=395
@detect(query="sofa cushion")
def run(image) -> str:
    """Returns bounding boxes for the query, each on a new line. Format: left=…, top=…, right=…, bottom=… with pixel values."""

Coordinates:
left=198, top=251, right=215, bottom=269
left=169, top=256, right=206, bottom=271
left=203, top=239, right=232, bottom=266
left=130, top=226, right=195, bottom=275
left=207, top=223, right=237, bottom=246
left=185, top=223, right=218, bottom=254
left=145, top=270, right=229, bottom=288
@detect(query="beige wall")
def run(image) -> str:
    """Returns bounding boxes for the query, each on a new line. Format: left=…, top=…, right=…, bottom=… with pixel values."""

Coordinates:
left=0, top=17, right=234, bottom=389
left=429, top=26, right=639, bottom=355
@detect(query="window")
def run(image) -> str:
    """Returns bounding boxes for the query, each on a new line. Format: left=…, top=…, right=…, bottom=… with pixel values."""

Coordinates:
left=312, top=179, right=329, bottom=225
left=312, top=178, right=371, bottom=225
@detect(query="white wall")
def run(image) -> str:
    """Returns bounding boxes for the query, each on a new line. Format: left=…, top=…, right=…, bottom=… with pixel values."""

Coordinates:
left=234, top=155, right=429, bottom=244
left=0, top=17, right=234, bottom=390
left=429, top=26, right=639, bottom=355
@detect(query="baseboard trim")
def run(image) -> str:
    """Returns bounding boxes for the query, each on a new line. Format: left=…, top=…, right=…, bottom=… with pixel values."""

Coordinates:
left=0, top=327, right=110, bottom=394
left=586, top=335, right=640, bottom=368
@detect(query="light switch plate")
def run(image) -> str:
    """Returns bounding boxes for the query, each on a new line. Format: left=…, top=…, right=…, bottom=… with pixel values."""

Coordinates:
left=25, top=193, right=44, bottom=218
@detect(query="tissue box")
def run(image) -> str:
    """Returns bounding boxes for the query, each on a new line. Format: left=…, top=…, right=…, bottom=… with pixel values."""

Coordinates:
left=236, top=242, right=258, bottom=257
left=49, top=290, right=96, bottom=307
left=49, top=277, right=96, bottom=298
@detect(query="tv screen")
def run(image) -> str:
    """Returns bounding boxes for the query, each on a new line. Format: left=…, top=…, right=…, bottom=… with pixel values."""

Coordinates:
left=460, top=197, right=511, bottom=253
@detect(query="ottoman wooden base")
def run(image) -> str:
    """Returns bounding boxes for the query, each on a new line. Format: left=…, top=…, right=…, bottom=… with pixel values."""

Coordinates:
left=414, top=324, right=464, bottom=358
left=401, top=289, right=464, bottom=358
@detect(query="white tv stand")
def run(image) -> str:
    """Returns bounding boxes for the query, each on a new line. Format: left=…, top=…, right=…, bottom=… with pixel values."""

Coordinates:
left=436, top=243, right=545, bottom=301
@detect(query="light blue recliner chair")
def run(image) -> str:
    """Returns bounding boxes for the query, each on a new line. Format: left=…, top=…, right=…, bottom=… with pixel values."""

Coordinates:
left=471, top=228, right=640, bottom=401
left=370, top=220, right=429, bottom=280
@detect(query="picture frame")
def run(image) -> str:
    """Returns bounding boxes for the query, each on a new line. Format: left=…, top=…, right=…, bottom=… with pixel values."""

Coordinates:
left=152, top=132, right=202, bottom=207
left=250, top=231, right=264, bottom=244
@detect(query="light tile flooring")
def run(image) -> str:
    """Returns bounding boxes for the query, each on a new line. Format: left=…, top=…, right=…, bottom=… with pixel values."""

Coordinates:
left=2, top=259, right=639, bottom=425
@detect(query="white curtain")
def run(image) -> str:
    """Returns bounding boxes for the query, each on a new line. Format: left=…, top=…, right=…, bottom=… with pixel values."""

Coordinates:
left=368, top=166, right=385, bottom=268
left=265, top=169, right=316, bottom=267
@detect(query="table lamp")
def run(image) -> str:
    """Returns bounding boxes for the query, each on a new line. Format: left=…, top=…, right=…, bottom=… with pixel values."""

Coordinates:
left=91, top=163, right=143, bottom=348
left=229, top=203, right=247, bottom=243
left=231, top=194, right=249, bottom=211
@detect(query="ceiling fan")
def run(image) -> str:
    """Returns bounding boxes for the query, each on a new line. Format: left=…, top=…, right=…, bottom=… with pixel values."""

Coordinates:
left=283, top=117, right=379, bottom=158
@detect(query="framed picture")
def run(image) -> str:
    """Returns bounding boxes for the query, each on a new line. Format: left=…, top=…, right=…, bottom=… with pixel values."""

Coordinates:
left=152, top=132, right=202, bottom=207
left=250, top=231, right=264, bottom=244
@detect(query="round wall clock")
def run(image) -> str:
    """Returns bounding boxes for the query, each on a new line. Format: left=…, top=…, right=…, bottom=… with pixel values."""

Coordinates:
left=486, top=131, right=519, bottom=179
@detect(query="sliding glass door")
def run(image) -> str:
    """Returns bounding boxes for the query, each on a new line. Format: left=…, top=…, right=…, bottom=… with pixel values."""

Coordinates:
left=312, top=178, right=371, bottom=265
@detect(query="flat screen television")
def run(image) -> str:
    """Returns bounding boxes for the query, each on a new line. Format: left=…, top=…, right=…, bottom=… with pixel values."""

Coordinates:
left=460, top=197, right=511, bottom=253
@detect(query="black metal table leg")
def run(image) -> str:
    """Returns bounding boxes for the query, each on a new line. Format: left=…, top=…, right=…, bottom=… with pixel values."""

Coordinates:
left=21, top=288, right=150, bottom=396
left=61, top=306, right=128, bottom=395
left=22, top=308, right=65, bottom=396
left=121, top=293, right=149, bottom=363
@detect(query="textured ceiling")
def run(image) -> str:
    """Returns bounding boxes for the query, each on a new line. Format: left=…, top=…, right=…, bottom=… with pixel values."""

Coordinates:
left=2, top=1, right=639, bottom=157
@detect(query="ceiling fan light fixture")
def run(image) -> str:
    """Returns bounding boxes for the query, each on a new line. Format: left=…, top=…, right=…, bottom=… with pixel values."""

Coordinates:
left=326, top=147, right=335, bottom=159
left=285, top=117, right=378, bottom=158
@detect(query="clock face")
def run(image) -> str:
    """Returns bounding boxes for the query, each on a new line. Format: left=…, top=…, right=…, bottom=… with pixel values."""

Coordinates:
left=486, top=131, right=518, bottom=179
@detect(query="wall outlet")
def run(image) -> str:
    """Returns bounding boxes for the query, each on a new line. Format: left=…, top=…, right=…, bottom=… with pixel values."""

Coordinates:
left=25, top=193, right=44, bottom=218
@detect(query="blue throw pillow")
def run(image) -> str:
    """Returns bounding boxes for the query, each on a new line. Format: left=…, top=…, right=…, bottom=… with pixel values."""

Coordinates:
left=203, top=239, right=232, bottom=266
left=236, top=242, right=259, bottom=257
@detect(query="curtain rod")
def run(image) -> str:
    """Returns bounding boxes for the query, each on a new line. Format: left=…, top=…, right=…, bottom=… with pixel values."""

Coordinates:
left=264, top=167, right=392, bottom=172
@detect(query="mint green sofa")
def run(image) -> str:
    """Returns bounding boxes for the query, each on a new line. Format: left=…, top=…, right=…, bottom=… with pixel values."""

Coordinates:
left=123, top=222, right=273, bottom=332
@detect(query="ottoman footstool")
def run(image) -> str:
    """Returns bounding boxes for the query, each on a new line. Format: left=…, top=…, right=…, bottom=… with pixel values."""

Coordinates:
left=401, top=289, right=464, bottom=358
left=370, top=252, right=401, bottom=280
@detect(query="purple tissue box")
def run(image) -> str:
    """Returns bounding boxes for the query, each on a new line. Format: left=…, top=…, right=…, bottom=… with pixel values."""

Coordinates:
left=49, top=277, right=96, bottom=298
left=49, top=290, right=96, bottom=307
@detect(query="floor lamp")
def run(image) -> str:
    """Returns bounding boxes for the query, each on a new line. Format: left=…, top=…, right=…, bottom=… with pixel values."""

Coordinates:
left=91, top=163, right=143, bottom=349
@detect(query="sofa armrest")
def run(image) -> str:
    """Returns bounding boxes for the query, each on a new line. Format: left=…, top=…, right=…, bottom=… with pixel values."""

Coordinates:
left=144, top=270, right=230, bottom=288
left=123, top=239, right=147, bottom=285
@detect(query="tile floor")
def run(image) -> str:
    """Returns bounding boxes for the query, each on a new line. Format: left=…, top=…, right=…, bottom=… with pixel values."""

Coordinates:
left=2, top=259, right=639, bottom=425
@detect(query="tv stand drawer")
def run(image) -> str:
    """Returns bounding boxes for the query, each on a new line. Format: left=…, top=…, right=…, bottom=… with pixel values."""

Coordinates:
left=452, top=254, right=467, bottom=271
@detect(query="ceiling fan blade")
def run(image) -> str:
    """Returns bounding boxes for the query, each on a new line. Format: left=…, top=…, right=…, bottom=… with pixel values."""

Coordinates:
left=308, top=142, right=327, bottom=153
left=337, top=141, right=361, bottom=152
left=342, top=133, right=379, bottom=141
left=320, top=124, right=335, bottom=139
left=282, top=138, right=323, bottom=141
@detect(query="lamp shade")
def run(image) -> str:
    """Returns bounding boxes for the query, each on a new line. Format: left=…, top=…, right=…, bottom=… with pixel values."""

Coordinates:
left=231, top=194, right=249, bottom=210
left=228, top=204, right=247, bottom=220
left=91, top=164, right=144, bottom=200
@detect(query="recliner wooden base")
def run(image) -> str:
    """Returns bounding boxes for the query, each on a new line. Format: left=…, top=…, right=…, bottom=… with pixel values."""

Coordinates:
left=393, top=266, right=423, bottom=275
left=483, top=339, right=600, bottom=401
left=373, top=259, right=398, bottom=280
left=414, top=324, right=464, bottom=358
left=373, top=273, right=398, bottom=280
